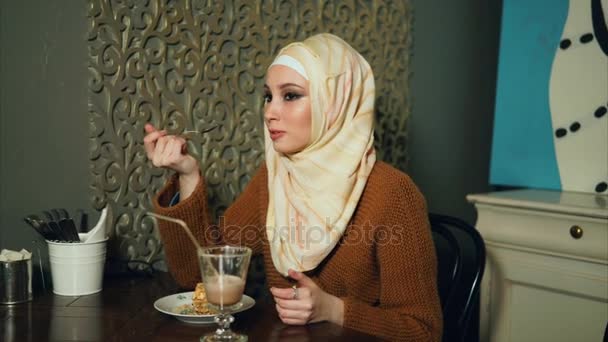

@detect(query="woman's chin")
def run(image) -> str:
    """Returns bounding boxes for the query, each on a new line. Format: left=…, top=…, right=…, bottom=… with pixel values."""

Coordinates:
left=272, top=145, right=290, bottom=154
left=272, top=142, right=302, bottom=155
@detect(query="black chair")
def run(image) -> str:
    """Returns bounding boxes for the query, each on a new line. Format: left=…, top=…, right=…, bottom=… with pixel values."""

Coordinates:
left=429, top=213, right=486, bottom=342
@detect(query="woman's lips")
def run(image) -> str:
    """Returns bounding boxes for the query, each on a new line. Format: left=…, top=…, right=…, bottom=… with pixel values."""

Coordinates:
left=269, top=130, right=285, bottom=141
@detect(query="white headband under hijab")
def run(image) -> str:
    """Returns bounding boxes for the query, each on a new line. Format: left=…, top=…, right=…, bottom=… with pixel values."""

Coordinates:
left=269, top=55, right=309, bottom=80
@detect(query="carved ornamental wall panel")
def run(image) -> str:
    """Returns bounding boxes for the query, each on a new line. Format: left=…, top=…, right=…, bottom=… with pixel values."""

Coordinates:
left=87, top=0, right=412, bottom=274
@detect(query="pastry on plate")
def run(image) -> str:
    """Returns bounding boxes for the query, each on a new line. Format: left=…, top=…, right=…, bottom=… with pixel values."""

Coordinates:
left=192, top=282, right=211, bottom=314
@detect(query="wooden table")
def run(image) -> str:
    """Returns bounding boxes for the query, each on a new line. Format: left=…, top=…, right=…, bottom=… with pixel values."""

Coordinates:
left=0, top=273, right=382, bottom=341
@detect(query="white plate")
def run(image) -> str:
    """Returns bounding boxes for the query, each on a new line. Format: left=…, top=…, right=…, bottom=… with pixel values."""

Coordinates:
left=154, top=291, right=255, bottom=325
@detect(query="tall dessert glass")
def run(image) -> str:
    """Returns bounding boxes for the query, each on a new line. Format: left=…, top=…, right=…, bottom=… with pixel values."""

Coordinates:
left=198, top=245, right=251, bottom=342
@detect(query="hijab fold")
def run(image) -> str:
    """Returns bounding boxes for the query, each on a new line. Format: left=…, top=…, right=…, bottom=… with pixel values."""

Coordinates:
left=264, top=33, right=376, bottom=276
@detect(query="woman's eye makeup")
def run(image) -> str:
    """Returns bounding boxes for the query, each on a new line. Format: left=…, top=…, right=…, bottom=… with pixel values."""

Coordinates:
left=284, top=92, right=302, bottom=101
left=263, top=84, right=306, bottom=103
left=263, top=92, right=272, bottom=103
left=263, top=91, right=303, bottom=103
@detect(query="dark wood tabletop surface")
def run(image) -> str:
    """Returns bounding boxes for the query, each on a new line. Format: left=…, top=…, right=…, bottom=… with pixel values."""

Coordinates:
left=0, top=273, right=382, bottom=341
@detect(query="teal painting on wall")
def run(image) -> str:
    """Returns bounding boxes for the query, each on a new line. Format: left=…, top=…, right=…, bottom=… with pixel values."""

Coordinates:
left=490, top=0, right=608, bottom=194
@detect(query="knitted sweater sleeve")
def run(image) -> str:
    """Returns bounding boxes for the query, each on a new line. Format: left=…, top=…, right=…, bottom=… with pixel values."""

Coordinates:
left=152, top=166, right=268, bottom=289
left=341, top=175, right=443, bottom=341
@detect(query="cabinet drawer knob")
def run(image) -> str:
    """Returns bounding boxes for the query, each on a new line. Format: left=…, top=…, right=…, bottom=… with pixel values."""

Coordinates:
left=570, top=225, right=583, bottom=239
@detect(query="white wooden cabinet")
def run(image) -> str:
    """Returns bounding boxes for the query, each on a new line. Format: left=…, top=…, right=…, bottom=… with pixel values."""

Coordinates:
left=467, top=189, right=608, bottom=342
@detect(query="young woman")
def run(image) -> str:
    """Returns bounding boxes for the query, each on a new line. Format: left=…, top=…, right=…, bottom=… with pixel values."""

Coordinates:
left=144, top=33, right=442, bottom=341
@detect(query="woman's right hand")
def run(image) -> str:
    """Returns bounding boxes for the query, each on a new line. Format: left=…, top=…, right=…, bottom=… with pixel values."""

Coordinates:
left=144, top=124, right=200, bottom=198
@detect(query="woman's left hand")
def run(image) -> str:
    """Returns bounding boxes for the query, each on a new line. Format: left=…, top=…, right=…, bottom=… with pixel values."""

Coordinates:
left=270, top=269, right=344, bottom=326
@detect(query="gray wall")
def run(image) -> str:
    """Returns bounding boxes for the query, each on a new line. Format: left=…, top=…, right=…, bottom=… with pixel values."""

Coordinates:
left=0, top=2, right=89, bottom=251
left=408, top=0, right=502, bottom=224
left=0, top=0, right=502, bottom=250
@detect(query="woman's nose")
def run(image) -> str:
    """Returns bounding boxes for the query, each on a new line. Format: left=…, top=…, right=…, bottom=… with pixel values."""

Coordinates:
left=264, top=101, right=280, bottom=122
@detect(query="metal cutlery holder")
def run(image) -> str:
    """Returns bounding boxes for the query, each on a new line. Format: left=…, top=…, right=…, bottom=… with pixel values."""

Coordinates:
left=0, top=258, right=33, bottom=304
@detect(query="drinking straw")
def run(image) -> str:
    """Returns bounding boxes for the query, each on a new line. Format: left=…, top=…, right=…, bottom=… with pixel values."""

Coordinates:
left=145, top=212, right=202, bottom=251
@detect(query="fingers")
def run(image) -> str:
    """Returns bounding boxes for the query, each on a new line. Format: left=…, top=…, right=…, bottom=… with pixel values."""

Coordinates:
left=270, top=286, right=310, bottom=300
left=288, top=269, right=300, bottom=278
left=280, top=318, right=307, bottom=326
left=270, top=271, right=318, bottom=303
left=144, top=123, right=156, bottom=133
left=166, top=136, right=186, bottom=159
left=275, top=304, right=311, bottom=324
left=152, top=135, right=169, bottom=165
left=270, top=287, right=293, bottom=300
left=275, top=298, right=313, bottom=311
left=288, top=269, right=315, bottom=287
left=143, top=127, right=167, bottom=159
left=151, top=135, right=187, bottom=167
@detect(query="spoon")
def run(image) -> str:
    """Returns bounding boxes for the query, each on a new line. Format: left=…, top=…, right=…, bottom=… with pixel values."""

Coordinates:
left=42, top=210, right=56, bottom=223
left=76, top=209, right=88, bottom=233
left=40, top=210, right=68, bottom=241
left=58, top=218, right=80, bottom=242
left=180, top=125, right=218, bottom=154
left=53, top=208, right=80, bottom=242
left=24, top=215, right=60, bottom=241
left=181, top=125, right=219, bottom=138
left=24, top=215, right=51, bottom=240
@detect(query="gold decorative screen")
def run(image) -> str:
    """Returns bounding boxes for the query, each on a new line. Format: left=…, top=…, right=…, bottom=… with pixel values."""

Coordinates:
left=87, top=0, right=412, bottom=267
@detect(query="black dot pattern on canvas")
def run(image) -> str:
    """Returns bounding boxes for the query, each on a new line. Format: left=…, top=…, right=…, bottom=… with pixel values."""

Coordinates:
left=592, top=0, right=608, bottom=56
left=596, top=182, right=608, bottom=193
left=569, top=122, right=581, bottom=132
left=594, top=106, right=607, bottom=118
left=580, top=33, right=595, bottom=43
left=555, top=128, right=567, bottom=138
left=560, top=39, right=572, bottom=49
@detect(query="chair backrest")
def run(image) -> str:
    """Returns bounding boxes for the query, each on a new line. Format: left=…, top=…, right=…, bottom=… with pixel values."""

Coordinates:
left=429, top=213, right=486, bottom=342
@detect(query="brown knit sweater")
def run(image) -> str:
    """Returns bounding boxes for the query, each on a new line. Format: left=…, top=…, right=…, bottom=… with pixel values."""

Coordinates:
left=153, top=161, right=442, bottom=341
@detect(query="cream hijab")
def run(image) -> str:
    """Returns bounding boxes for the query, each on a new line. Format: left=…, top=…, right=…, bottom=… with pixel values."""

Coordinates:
left=264, top=33, right=376, bottom=276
